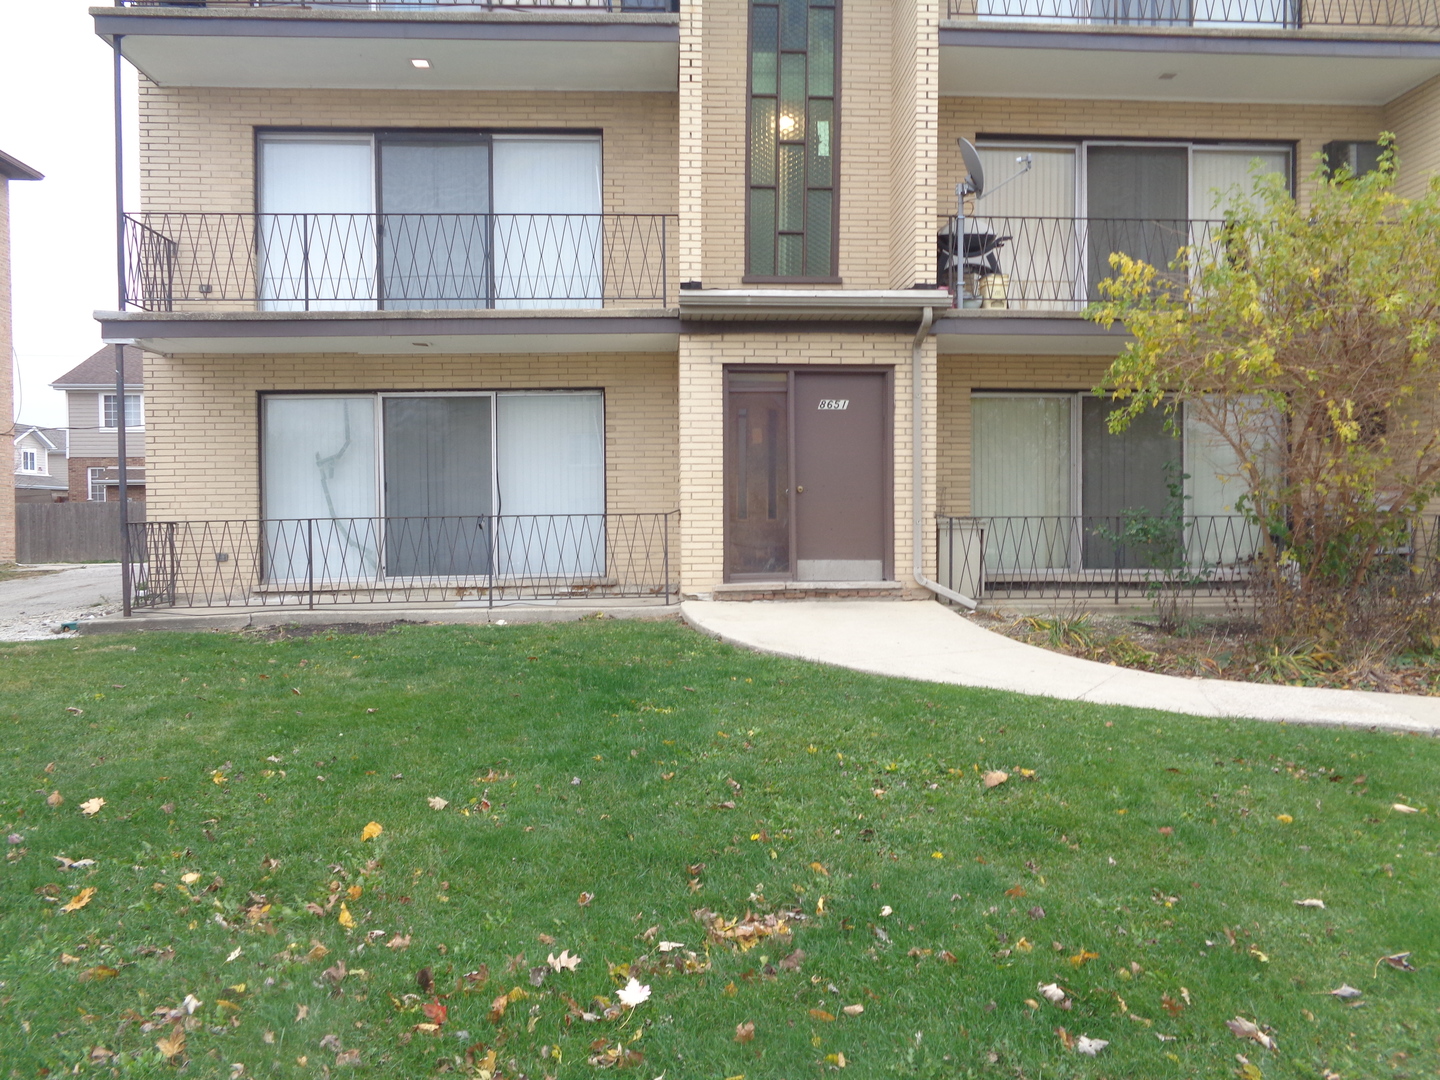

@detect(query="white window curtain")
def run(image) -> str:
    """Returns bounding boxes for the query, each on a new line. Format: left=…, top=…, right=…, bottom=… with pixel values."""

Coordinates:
left=495, top=392, right=605, bottom=577
left=972, top=146, right=1079, bottom=310
left=971, top=396, right=1074, bottom=569
left=262, top=397, right=379, bottom=582
left=1189, top=148, right=1290, bottom=220
left=492, top=136, right=603, bottom=310
left=1185, top=398, right=1269, bottom=567
left=259, top=136, right=376, bottom=312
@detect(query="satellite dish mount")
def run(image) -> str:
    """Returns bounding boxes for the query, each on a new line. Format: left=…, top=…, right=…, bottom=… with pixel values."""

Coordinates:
left=953, top=138, right=1033, bottom=303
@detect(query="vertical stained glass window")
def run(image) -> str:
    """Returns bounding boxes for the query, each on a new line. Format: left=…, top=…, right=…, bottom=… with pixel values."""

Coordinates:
left=749, top=0, right=837, bottom=278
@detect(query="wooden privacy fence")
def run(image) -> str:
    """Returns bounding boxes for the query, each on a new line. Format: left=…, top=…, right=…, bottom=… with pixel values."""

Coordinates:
left=16, top=502, right=147, bottom=564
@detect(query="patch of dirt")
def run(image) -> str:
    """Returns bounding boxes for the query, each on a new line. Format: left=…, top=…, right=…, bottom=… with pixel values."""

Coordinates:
left=976, top=608, right=1440, bottom=696
left=243, top=620, right=427, bottom=642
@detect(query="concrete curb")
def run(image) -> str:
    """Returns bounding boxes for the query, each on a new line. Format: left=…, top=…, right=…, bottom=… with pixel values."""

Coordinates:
left=79, top=605, right=682, bottom=635
left=681, top=599, right=1440, bottom=734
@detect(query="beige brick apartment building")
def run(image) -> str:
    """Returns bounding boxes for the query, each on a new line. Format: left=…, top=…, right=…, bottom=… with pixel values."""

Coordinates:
left=91, top=0, right=1440, bottom=608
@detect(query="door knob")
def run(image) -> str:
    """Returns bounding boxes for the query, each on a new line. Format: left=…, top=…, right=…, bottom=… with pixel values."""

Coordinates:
left=795, top=485, right=804, bottom=494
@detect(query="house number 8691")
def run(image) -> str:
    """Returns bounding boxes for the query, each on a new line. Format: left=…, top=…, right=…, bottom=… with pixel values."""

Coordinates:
left=817, top=399, right=850, bottom=410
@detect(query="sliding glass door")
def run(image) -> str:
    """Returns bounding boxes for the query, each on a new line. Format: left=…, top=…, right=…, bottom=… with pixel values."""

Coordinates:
left=258, top=131, right=603, bottom=310
left=262, top=391, right=605, bottom=583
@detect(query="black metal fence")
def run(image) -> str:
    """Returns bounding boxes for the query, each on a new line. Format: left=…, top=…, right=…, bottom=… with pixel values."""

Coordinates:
left=126, top=513, right=678, bottom=608
left=941, top=216, right=1223, bottom=311
left=120, top=1, right=679, bottom=11
left=122, top=212, right=673, bottom=311
left=945, top=0, right=1440, bottom=28
left=937, top=514, right=1267, bottom=601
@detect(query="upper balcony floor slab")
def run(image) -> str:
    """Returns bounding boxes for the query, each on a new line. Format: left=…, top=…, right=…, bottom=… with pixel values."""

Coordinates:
left=939, top=20, right=1440, bottom=104
left=92, top=5, right=680, bottom=93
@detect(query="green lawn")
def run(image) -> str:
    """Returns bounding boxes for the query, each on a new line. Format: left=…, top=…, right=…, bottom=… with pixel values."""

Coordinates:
left=0, top=619, right=1435, bottom=1079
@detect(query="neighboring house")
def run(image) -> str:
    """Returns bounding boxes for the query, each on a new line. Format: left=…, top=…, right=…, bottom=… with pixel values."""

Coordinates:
left=89, top=1, right=1440, bottom=605
left=13, top=426, right=68, bottom=503
left=0, top=149, right=43, bottom=561
left=50, top=345, right=145, bottom=503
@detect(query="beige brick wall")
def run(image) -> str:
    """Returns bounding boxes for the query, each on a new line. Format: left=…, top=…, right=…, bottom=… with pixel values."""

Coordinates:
left=890, top=0, right=940, bottom=288
left=938, top=96, right=1385, bottom=217
left=1385, top=74, right=1440, bottom=198
left=137, top=81, right=678, bottom=221
left=678, top=330, right=935, bottom=593
left=937, top=352, right=1110, bottom=515
left=0, top=180, right=13, bottom=561
left=142, top=352, right=678, bottom=521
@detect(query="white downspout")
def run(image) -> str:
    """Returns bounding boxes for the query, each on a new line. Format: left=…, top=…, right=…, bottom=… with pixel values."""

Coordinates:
left=912, top=305, right=978, bottom=610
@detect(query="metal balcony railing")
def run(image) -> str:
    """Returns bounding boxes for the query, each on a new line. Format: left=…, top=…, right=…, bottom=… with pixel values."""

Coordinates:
left=117, top=1, right=679, bottom=11
left=945, top=0, right=1440, bottom=28
left=937, top=514, right=1265, bottom=601
left=126, top=513, right=679, bottom=608
left=122, top=212, right=674, bottom=312
left=939, top=215, right=1223, bottom=311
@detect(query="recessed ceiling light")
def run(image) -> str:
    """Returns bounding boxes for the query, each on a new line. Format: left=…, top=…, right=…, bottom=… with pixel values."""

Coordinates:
left=1158, top=71, right=1177, bottom=79
left=411, top=58, right=432, bottom=69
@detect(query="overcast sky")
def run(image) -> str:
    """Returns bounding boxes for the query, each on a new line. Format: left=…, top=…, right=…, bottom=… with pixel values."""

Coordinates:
left=3, top=0, right=139, bottom=429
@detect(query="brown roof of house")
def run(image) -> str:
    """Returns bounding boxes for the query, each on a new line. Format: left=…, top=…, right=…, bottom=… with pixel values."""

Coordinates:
left=0, top=149, right=43, bottom=182
left=51, top=345, right=143, bottom=390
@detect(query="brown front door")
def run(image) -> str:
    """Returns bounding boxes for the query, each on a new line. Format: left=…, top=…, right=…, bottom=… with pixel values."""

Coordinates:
left=725, top=372, right=791, bottom=579
left=793, top=371, right=888, bottom=581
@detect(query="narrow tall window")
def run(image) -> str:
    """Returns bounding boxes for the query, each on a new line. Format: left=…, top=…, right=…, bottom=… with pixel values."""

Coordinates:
left=748, top=0, right=837, bottom=279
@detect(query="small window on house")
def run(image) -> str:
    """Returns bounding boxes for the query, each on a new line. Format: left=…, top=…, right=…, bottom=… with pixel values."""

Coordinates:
left=88, top=467, right=108, bottom=502
left=102, top=394, right=143, bottom=429
left=747, top=0, right=838, bottom=279
left=20, top=449, right=39, bottom=472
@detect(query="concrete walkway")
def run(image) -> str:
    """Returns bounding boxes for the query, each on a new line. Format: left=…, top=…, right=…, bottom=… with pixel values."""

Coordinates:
left=682, top=599, right=1440, bottom=733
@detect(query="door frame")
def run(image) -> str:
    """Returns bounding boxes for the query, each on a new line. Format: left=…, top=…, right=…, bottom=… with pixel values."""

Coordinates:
left=723, top=364, right=894, bottom=584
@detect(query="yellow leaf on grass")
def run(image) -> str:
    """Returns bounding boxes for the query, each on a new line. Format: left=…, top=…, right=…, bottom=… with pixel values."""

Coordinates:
left=1069, top=949, right=1099, bottom=967
left=361, top=822, right=383, bottom=842
left=810, top=862, right=829, bottom=876
left=825, top=1052, right=847, bottom=1067
left=809, top=1009, right=835, bottom=1022
left=79, top=798, right=105, bottom=816
left=1275, top=814, right=1293, bottom=825
left=982, top=771, right=1009, bottom=789
left=60, top=887, right=96, bottom=913
left=155, top=1030, right=186, bottom=1059
left=181, top=872, right=201, bottom=885
left=338, top=903, right=356, bottom=929
left=346, top=885, right=362, bottom=901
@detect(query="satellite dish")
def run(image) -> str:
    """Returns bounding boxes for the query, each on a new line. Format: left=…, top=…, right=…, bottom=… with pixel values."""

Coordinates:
left=958, top=138, right=985, bottom=197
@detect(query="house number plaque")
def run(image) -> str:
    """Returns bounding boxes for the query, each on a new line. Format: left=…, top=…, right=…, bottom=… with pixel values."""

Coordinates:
left=817, top=399, right=850, bottom=411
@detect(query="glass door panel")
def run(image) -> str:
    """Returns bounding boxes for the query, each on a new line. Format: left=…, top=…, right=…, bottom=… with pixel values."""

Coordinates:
left=1080, top=397, right=1180, bottom=569
left=492, top=137, right=603, bottom=309
left=379, top=137, right=491, bottom=310
left=382, top=396, right=494, bottom=577
left=1086, top=145, right=1188, bottom=301
left=259, top=136, right=376, bottom=312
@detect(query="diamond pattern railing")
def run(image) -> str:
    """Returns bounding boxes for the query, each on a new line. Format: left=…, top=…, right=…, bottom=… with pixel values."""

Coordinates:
left=122, top=212, right=674, bottom=311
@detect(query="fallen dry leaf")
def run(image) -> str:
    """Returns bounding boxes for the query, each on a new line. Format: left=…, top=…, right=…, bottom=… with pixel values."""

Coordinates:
left=46, top=791, right=64, bottom=808
left=1392, top=803, right=1420, bottom=814
left=577, top=892, right=594, bottom=907
left=427, top=797, right=449, bottom=811
left=658, top=941, right=687, bottom=953
left=78, top=965, right=118, bottom=982
left=1377, top=952, right=1416, bottom=972
left=547, top=950, right=581, bottom=972
left=79, top=798, right=105, bottom=817
left=734, top=1021, right=755, bottom=1043
left=809, top=1008, right=835, bottom=1022
left=385, top=934, right=410, bottom=950
left=337, top=903, right=356, bottom=930
left=842, top=1004, right=864, bottom=1017
left=825, top=1051, right=847, bottom=1068
left=1038, top=983, right=1068, bottom=1006
left=1328, top=984, right=1362, bottom=999
left=982, top=770, right=1009, bottom=789
left=59, top=887, right=96, bottom=914
left=226, top=947, right=243, bottom=963
left=53, top=855, right=96, bottom=870
left=1295, top=898, right=1326, bottom=909
left=1074, top=1036, right=1108, bottom=1056
left=616, top=977, right=651, bottom=1008
left=155, top=1028, right=186, bottom=1060
left=1226, top=1016, right=1277, bottom=1051
left=1069, top=949, right=1098, bottom=967
left=360, top=822, right=383, bottom=842
left=335, top=1048, right=361, bottom=1067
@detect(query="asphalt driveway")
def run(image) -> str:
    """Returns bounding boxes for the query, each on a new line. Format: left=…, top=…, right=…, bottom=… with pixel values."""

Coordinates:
left=0, top=564, right=122, bottom=641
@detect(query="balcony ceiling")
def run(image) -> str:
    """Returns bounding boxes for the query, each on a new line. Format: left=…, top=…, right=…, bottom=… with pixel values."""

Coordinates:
left=93, top=9, right=679, bottom=92
left=939, top=25, right=1440, bottom=104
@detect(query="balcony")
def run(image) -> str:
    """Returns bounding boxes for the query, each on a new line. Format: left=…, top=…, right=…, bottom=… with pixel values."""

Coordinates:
left=93, top=3, right=679, bottom=93
left=107, top=212, right=679, bottom=356
left=939, top=0, right=1440, bottom=105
